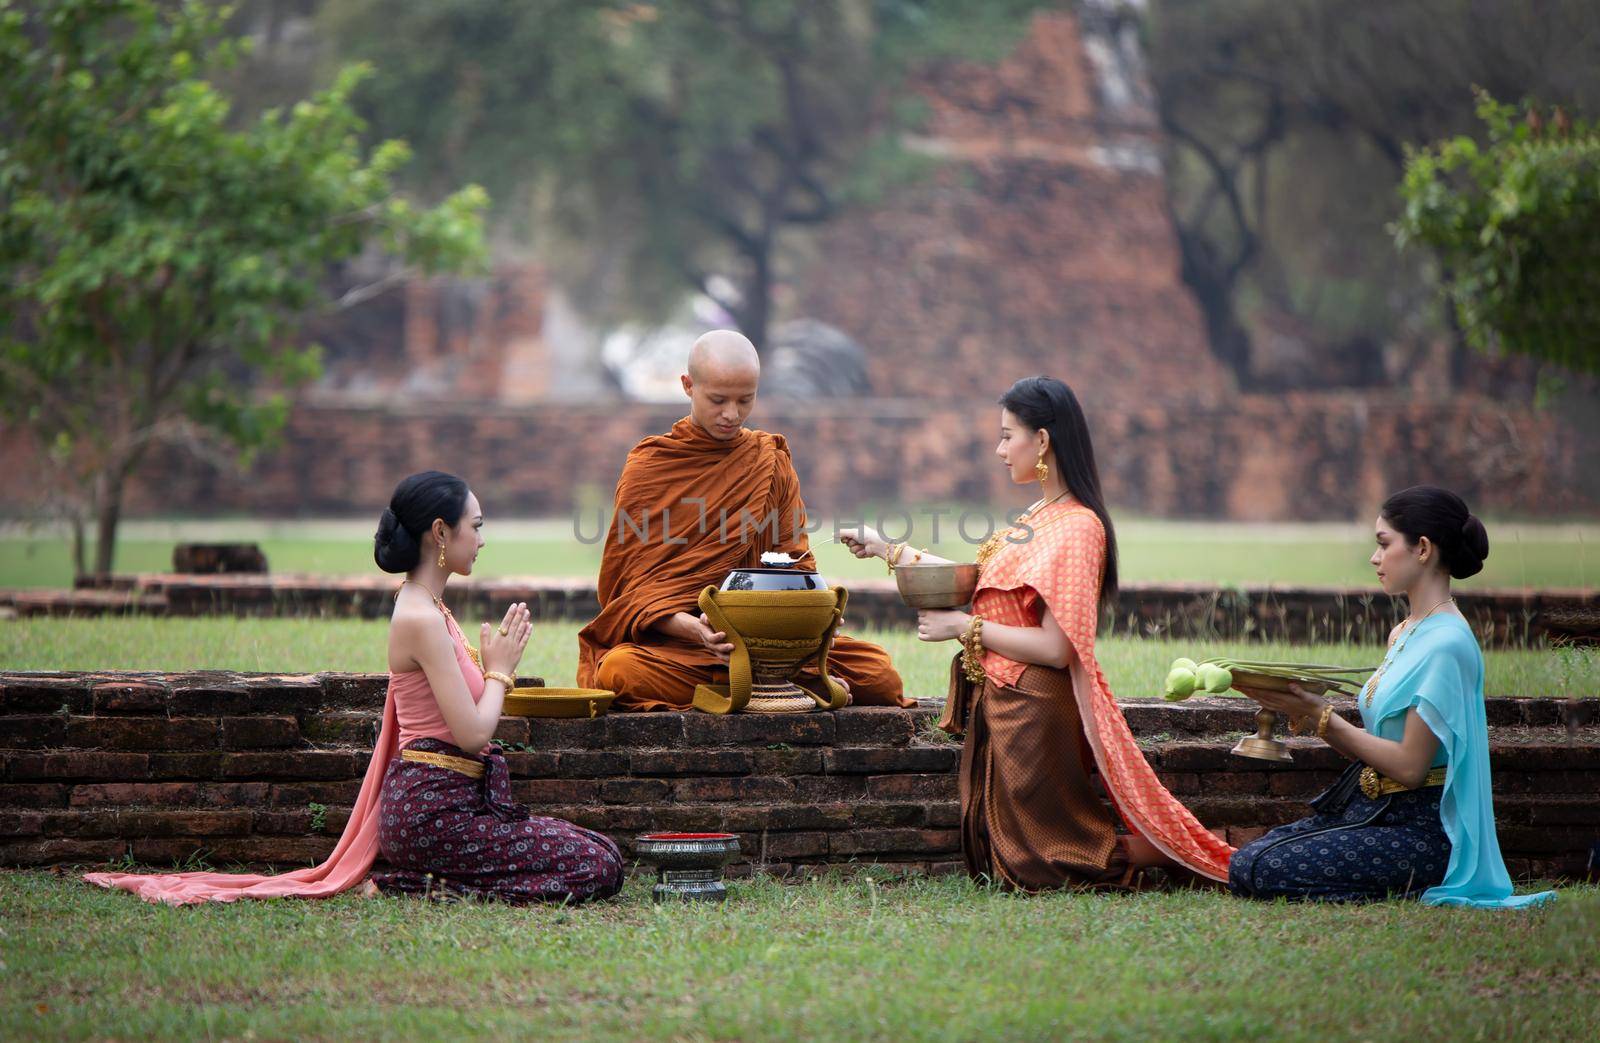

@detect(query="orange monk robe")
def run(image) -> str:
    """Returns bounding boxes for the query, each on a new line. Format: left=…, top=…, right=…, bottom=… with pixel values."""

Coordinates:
left=578, top=416, right=911, bottom=712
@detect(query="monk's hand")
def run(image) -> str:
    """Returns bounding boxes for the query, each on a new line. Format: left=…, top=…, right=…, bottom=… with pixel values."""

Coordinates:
left=481, top=602, right=533, bottom=676
left=667, top=611, right=734, bottom=663
left=916, top=609, right=970, bottom=643
left=836, top=524, right=887, bottom=561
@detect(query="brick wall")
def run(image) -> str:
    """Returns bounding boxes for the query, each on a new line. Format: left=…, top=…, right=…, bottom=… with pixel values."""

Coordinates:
left=10, top=576, right=1597, bottom=649
left=3, top=672, right=1594, bottom=880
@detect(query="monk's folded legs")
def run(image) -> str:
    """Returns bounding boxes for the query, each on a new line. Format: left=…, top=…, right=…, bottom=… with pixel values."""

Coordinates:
left=596, top=634, right=911, bottom=711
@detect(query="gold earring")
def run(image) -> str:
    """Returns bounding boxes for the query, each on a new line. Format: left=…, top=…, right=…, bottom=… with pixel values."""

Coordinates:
left=1035, top=454, right=1049, bottom=484
left=436, top=542, right=447, bottom=568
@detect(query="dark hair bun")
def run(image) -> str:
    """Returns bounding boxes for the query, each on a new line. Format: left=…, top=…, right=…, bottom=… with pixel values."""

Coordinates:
left=374, top=506, right=421, bottom=573
left=1379, top=484, right=1489, bottom=581
left=1453, top=514, right=1490, bottom=580
left=373, top=471, right=470, bottom=575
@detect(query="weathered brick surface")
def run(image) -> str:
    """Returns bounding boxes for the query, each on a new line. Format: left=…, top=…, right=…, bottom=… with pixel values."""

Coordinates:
left=13, top=577, right=1589, bottom=651
left=2, top=672, right=1595, bottom=882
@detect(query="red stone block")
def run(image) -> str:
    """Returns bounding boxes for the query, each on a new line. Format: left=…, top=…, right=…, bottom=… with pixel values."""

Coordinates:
left=0, top=838, right=122, bottom=866
left=606, top=714, right=686, bottom=748
left=267, top=781, right=364, bottom=805
left=300, top=712, right=379, bottom=746
left=527, top=717, right=609, bottom=751
left=629, top=750, right=751, bottom=776
left=0, top=810, right=44, bottom=836
left=0, top=783, right=69, bottom=807
left=748, top=749, right=825, bottom=775
left=500, top=751, right=560, bottom=777
left=1155, top=772, right=1200, bottom=795
left=1198, top=772, right=1269, bottom=796
left=513, top=779, right=602, bottom=804
left=671, top=776, right=796, bottom=803
left=755, top=832, right=830, bottom=860
left=865, top=774, right=958, bottom=800
left=168, top=684, right=252, bottom=716
left=91, top=681, right=171, bottom=715
left=793, top=775, right=868, bottom=802
left=1, top=677, right=92, bottom=714
left=70, top=717, right=219, bottom=752
left=925, top=801, right=961, bottom=827
left=40, top=810, right=123, bottom=837
left=492, top=717, right=531, bottom=745
left=598, top=779, right=670, bottom=804
left=320, top=674, right=389, bottom=710
left=4, top=751, right=150, bottom=781
left=829, top=829, right=960, bottom=856
left=823, top=747, right=959, bottom=774
left=833, top=708, right=916, bottom=747
left=171, top=835, right=333, bottom=866
left=5, top=716, right=67, bottom=747
left=146, top=752, right=226, bottom=779
left=119, top=809, right=254, bottom=837
left=221, top=750, right=360, bottom=780
left=1150, top=744, right=1237, bottom=773
left=1226, top=826, right=1271, bottom=846
left=1528, top=799, right=1600, bottom=826
left=553, top=751, right=630, bottom=778
left=1267, top=771, right=1341, bottom=797
left=718, top=804, right=855, bottom=831
left=221, top=717, right=302, bottom=749
left=852, top=803, right=926, bottom=827
left=683, top=713, right=836, bottom=747
left=1491, top=745, right=1600, bottom=771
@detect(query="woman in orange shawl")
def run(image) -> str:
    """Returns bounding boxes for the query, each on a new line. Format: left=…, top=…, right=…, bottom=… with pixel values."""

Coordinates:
left=843, top=377, right=1231, bottom=890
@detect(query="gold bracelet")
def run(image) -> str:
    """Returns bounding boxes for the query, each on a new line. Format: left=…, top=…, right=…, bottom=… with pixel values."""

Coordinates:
left=960, top=615, right=986, bottom=684
left=1315, top=702, right=1336, bottom=739
left=483, top=670, right=515, bottom=689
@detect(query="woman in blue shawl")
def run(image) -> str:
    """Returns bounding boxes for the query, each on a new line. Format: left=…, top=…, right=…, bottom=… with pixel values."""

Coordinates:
left=1229, top=486, right=1555, bottom=908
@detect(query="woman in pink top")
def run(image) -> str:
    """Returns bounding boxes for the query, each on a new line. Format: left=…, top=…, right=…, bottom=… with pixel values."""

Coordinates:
left=86, top=471, right=622, bottom=906
left=842, top=378, right=1229, bottom=891
left=367, top=470, right=623, bottom=902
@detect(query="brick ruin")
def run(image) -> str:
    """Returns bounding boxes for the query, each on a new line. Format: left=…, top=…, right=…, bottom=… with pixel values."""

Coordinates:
left=2, top=672, right=1594, bottom=881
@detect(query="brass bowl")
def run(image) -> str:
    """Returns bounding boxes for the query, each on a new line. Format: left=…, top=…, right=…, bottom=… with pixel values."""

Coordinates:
left=503, top=687, right=616, bottom=718
left=895, top=562, right=979, bottom=609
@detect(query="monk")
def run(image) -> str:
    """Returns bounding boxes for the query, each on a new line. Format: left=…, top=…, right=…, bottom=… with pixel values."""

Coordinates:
left=578, top=330, right=911, bottom=712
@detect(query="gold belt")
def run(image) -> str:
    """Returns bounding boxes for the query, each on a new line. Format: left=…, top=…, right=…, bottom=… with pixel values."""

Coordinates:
left=400, top=749, right=485, bottom=779
left=1359, top=765, right=1446, bottom=800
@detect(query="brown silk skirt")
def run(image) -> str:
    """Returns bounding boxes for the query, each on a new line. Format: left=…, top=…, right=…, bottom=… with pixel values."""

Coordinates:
left=942, top=656, right=1128, bottom=891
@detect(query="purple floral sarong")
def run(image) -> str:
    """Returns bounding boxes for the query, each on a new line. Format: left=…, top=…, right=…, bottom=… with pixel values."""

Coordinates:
left=372, top=737, right=624, bottom=904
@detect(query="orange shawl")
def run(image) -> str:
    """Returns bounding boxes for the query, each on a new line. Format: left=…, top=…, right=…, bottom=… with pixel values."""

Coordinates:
left=577, top=417, right=814, bottom=686
left=967, top=504, right=1233, bottom=881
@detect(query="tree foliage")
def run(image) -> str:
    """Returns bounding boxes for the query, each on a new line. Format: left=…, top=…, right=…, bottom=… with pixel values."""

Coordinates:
left=1146, top=0, right=1600, bottom=388
left=0, top=0, right=488, bottom=574
left=320, top=0, right=1048, bottom=350
left=1395, top=92, right=1600, bottom=375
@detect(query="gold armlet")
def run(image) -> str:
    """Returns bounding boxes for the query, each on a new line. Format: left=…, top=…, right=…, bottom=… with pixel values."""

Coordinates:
left=960, top=615, right=987, bottom=684
left=886, top=542, right=907, bottom=573
left=483, top=670, right=515, bottom=689
left=1315, top=703, right=1336, bottom=739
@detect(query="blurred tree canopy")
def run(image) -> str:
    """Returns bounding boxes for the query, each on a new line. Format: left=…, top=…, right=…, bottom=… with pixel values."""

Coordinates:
left=1145, top=0, right=1600, bottom=389
left=316, top=0, right=1050, bottom=351
left=1396, top=93, right=1600, bottom=375
left=0, top=0, right=487, bottom=574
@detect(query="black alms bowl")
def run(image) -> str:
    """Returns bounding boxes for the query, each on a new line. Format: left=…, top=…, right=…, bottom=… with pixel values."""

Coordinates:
left=720, top=568, right=828, bottom=591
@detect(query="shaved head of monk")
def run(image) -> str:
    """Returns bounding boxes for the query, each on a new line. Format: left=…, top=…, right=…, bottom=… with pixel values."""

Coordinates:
left=681, top=329, right=760, bottom=441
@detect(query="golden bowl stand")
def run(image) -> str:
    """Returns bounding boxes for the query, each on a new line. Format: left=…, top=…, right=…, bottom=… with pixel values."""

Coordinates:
left=690, top=585, right=850, bottom=715
left=1231, top=708, right=1294, bottom=762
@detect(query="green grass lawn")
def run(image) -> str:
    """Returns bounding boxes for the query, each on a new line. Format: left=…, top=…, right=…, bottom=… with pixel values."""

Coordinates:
left=2, top=517, right=1595, bottom=590
left=1, top=872, right=1593, bottom=1041
left=4, top=619, right=1594, bottom=699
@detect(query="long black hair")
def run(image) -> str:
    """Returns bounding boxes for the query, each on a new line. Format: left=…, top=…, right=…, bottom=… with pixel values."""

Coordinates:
left=999, top=376, right=1119, bottom=609
left=1380, top=485, right=1490, bottom=580
left=374, top=470, right=470, bottom=573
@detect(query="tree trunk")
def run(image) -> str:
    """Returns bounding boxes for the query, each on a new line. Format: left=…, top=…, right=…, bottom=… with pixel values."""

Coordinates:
left=1172, top=223, right=1253, bottom=385
left=91, top=468, right=127, bottom=576
left=735, top=248, right=773, bottom=355
left=70, top=515, right=87, bottom=580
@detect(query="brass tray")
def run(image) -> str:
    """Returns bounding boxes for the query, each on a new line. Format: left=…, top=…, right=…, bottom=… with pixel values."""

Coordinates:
left=502, top=687, right=617, bottom=718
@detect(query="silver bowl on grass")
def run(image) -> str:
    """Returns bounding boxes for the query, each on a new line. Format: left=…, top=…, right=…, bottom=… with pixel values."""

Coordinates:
left=633, top=832, right=742, bottom=902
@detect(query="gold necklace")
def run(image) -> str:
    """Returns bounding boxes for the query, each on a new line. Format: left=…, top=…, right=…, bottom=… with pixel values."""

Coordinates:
left=1362, top=596, right=1455, bottom=707
left=397, top=579, right=482, bottom=671
left=976, top=491, right=1075, bottom=569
